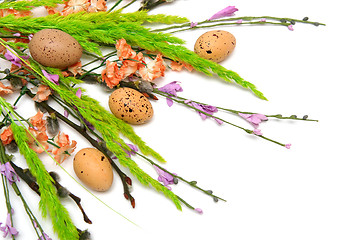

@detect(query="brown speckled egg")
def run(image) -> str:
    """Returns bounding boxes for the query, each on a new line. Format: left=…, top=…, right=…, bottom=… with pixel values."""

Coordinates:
left=73, top=148, right=113, bottom=192
left=28, top=29, right=83, bottom=69
left=109, top=87, right=153, bottom=125
left=194, top=30, right=236, bottom=63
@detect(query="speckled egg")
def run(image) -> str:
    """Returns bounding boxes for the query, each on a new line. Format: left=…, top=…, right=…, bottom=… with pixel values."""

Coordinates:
left=109, top=87, right=153, bottom=125
left=28, top=29, right=83, bottom=69
left=194, top=30, right=236, bottom=63
left=73, top=148, right=113, bottom=192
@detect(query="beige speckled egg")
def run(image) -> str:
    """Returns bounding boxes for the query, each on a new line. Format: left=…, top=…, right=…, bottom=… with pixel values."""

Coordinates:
left=73, top=148, right=113, bottom=192
left=109, top=87, right=153, bottom=125
left=194, top=30, right=236, bottom=63
left=28, top=29, right=83, bottom=69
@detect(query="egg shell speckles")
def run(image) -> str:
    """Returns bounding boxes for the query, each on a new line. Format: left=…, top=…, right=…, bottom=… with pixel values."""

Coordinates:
left=194, top=30, right=236, bottom=63
left=28, top=29, right=83, bottom=69
left=73, top=148, right=113, bottom=192
left=109, top=87, right=154, bottom=125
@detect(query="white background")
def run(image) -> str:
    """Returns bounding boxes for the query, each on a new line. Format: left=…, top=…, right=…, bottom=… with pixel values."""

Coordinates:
left=1, top=0, right=360, bottom=239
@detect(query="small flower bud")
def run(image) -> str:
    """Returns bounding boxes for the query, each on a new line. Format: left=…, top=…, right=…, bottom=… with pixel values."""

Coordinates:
left=290, top=115, right=297, bottom=119
left=213, top=197, right=219, bottom=203
left=207, top=190, right=213, bottom=194
left=303, top=17, right=309, bottom=21
left=290, top=20, right=295, bottom=25
left=280, top=18, right=287, bottom=23
left=173, top=177, right=178, bottom=184
left=314, top=22, right=320, bottom=26
left=302, top=115, right=308, bottom=120
left=190, top=181, right=197, bottom=185
left=4, top=68, right=10, bottom=75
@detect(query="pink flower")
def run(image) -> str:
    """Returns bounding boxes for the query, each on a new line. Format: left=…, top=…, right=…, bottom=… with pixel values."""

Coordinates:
left=0, top=212, right=19, bottom=238
left=0, top=162, right=20, bottom=184
left=288, top=25, right=294, bottom=31
left=260, top=18, right=266, bottom=22
left=236, top=19, right=243, bottom=24
left=158, top=81, right=183, bottom=107
left=154, top=165, right=176, bottom=190
left=190, top=22, right=198, bottom=28
left=4, top=48, right=29, bottom=68
left=194, top=208, right=203, bottom=214
left=285, top=144, right=291, bottom=149
left=238, top=113, right=268, bottom=128
left=253, top=129, right=263, bottom=136
left=208, top=6, right=238, bottom=21
left=42, top=70, right=59, bottom=85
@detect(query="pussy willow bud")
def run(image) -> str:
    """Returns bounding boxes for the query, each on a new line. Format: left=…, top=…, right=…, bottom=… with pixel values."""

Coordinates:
left=57, top=186, right=70, bottom=198
left=49, top=171, right=60, bottom=182
left=6, top=140, right=18, bottom=153
left=46, top=114, right=60, bottom=135
left=9, top=77, right=23, bottom=90
left=79, top=230, right=91, bottom=240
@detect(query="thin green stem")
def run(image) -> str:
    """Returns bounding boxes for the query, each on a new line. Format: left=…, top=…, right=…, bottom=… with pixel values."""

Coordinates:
left=108, top=0, right=123, bottom=12
left=120, top=0, right=136, bottom=10
left=154, top=89, right=288, bottom=147
left=152, top=15, right=325, bottom=33
left=137, top=151, right=226, bottom=202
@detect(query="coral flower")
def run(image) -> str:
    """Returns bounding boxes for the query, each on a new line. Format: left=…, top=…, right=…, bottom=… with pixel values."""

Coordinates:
left=119, top=52, right=145, bottom=79
left=0, top=82, right=13, bottom=95
left=66, top=61, right=83, bottom=76
left=27, top=128, right=49, bottom=154
left=101, top=60, right=122, bottom=88
left=0, top=127, right=14, bottom=145
left=62, top=0, right=90, bottom=15
left=170, top=61, right=193, bottom=72
left=0, top=9, right=31, bottom=18
left=29, top=111, right=47, bottom=132
left=88, top=0, right=107, bottom=12
left=52, top=132, right=77, bottom=164
left=32, top=85, right=52, bottom=102
left=45, top=6, right=60, bottom=15
left=138, top=54, right=166, bottom=81
left=116, top=38, right=136, bottom=61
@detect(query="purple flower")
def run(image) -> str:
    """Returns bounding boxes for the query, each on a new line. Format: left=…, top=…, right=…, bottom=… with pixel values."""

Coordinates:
left=186, top=100, right=223, bottom=124
left=39, top=232, right=52, bottom=240
left=208, top=6, right=238, bottom=21
left=253, top=129, right=263, bottom=136
left=28, top=34, right=34, bottom=41
left=124, top=143, right=138, bottom=158
left=154, top=165, right=176, bottom=189
left=190, top=22, right=198, bottom=28
left=0, top=162, right=20, bottom=184
left=0, top=212, right=19, bottom=238
left=42, top=70, right=59, bottom=85
left=238, top=113, right=268, bottom=128
left=64, top=110, right=69, bottom=118
left=194, top=208, right=203, bottom=214
left=158, top=81, right=183, bottom=107
left=4, top=48, right=29, bottom=68
left=76, top=88, right=82, bottom=98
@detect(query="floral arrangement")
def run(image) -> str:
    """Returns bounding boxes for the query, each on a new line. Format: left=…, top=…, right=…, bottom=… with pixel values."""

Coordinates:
left=0, top=0, right=324, bottom=239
